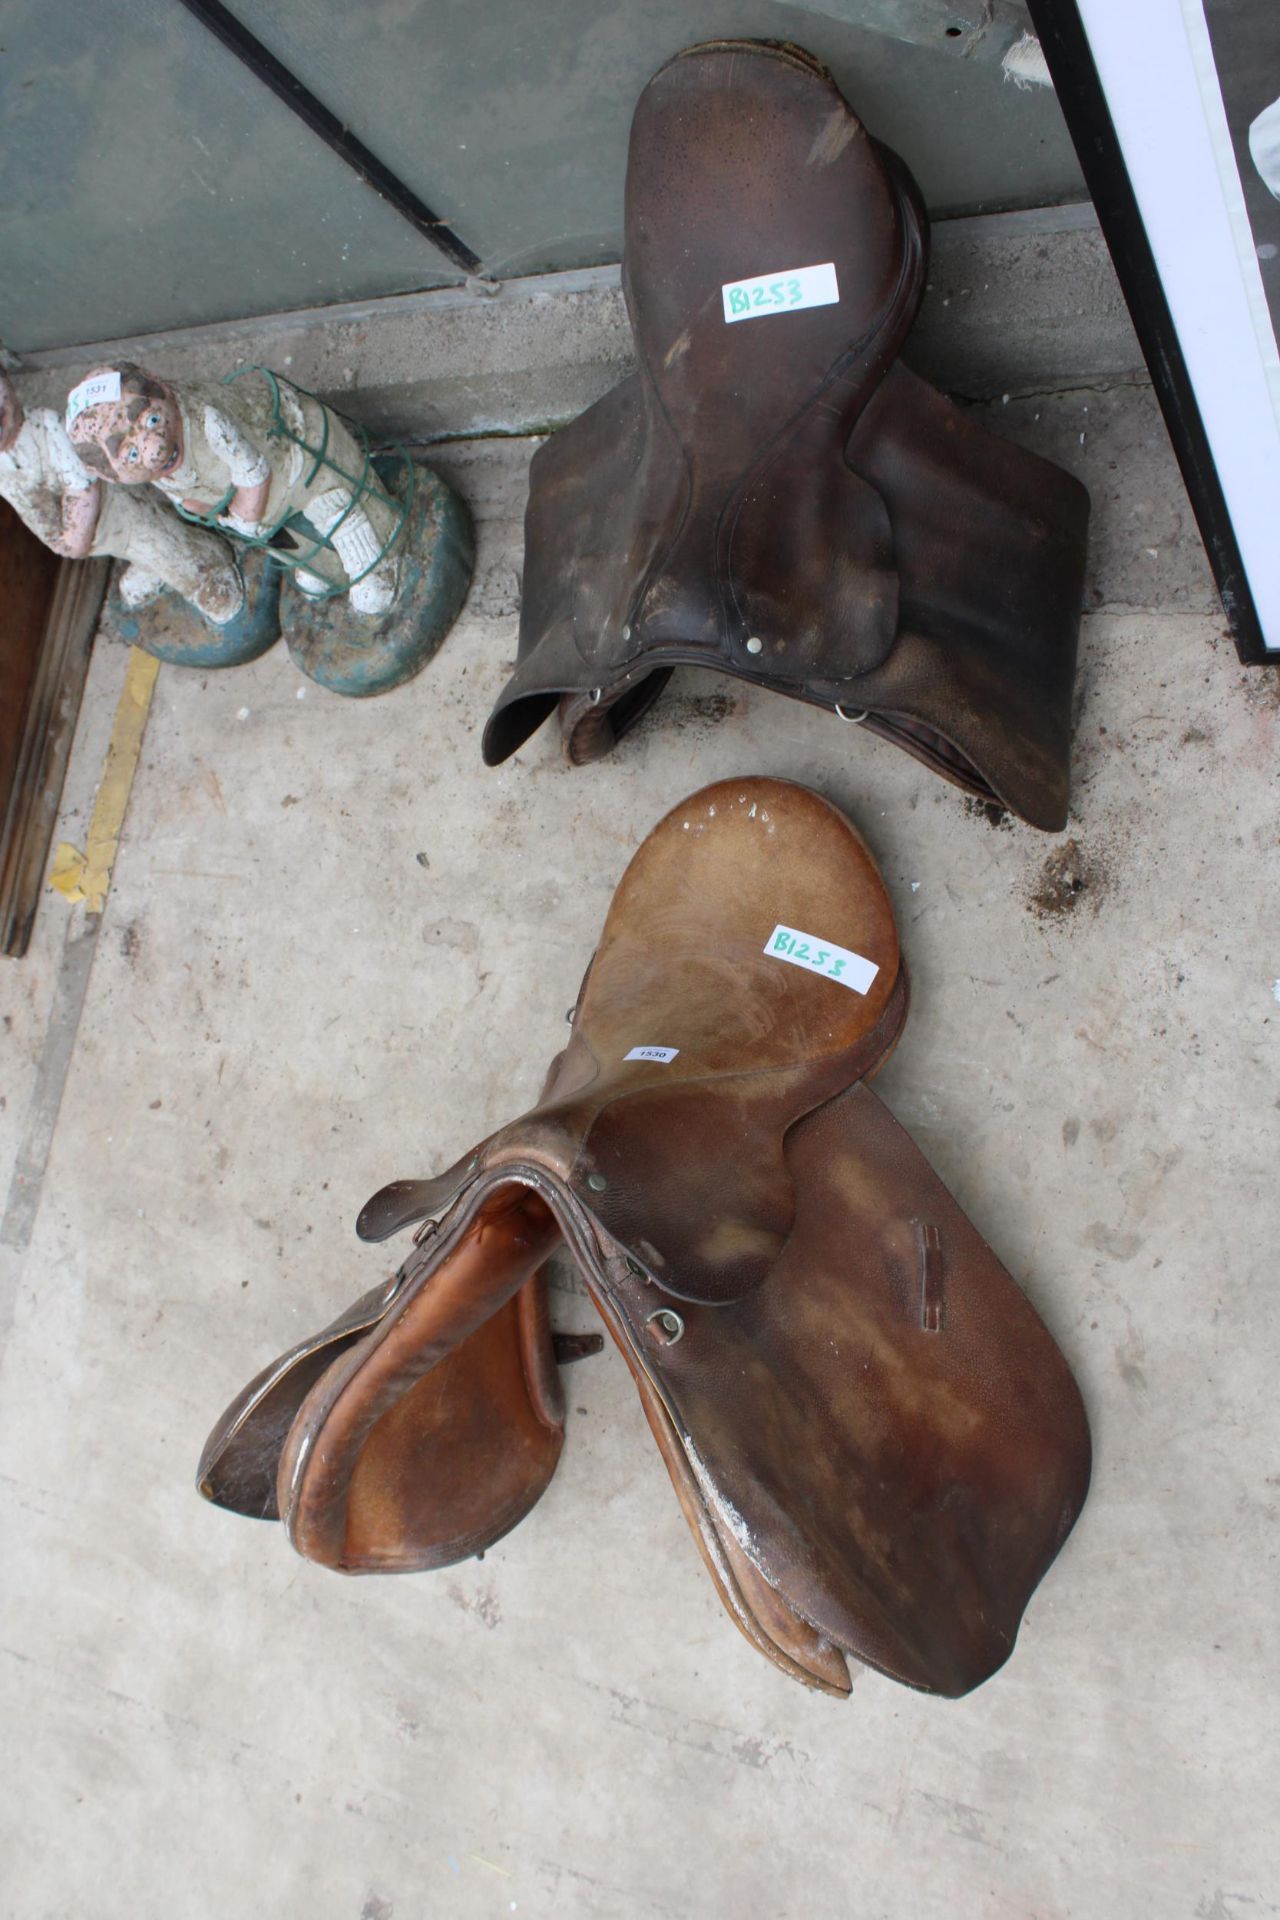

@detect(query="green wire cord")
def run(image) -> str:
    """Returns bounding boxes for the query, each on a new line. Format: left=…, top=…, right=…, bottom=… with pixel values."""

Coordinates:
left=172, top=366, right=414, bottom=602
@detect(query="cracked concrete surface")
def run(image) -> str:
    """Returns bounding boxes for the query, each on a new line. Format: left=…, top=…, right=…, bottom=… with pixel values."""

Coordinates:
left=0, top=382, right=1277, bottom=1919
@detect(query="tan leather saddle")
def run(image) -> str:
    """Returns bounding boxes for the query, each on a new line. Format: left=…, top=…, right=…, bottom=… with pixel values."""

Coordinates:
left=200, top=778, right=1090, bottom=1696
left=482, top=41, right=1090, bottom=831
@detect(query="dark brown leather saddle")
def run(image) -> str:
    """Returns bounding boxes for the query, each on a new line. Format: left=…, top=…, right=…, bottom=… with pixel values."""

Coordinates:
left=200, top=777, right=1090, bottom=1697
left=483, top=41, right=1090, bottom=830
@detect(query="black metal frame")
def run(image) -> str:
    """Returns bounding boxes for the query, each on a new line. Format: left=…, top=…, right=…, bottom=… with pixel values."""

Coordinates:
left=175, top=0, right=482, bottom=277
left=1026, top=0, right=1275, bottom=666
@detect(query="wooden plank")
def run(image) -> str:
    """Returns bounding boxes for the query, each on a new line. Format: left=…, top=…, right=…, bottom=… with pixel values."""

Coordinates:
left=0, top=498, right=109, bottom=957
left=0, top=498, right=60, bottom=800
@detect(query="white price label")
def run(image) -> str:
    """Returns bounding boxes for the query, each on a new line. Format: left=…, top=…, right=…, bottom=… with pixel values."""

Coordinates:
left=722, top=262, right=839, bottom=325
left=764, top=924, right=879, bottom=995
left=65, top=372, right=122, bottom=425
left=624, top=1046, right=679, bottom=1064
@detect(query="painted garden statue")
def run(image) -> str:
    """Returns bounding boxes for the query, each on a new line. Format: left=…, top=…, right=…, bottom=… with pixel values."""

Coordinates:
left=67, top=363, right=473, bottom=696
left=0, top=367, right=270, bottom=659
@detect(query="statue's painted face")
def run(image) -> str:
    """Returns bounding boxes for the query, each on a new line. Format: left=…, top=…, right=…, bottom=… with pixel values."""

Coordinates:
left=105, top=390, right=184, bottom=482
left=66, top=368, right=185, bottom=483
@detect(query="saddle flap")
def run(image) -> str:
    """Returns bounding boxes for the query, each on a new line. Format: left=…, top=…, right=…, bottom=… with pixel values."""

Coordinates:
left=587, top=1255, right=855, bottom=1697
left=842, top=361, right=1091, bottom=830
left=592, top=1080, right=1091, bottom=1696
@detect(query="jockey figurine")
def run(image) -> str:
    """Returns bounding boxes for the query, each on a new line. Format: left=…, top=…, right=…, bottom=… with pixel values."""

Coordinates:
left=66, top=363, right=402, bottom=617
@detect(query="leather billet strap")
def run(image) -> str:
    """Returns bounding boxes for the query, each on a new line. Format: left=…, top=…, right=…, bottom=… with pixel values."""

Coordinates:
left=484, top=39, right=1089, bottom=830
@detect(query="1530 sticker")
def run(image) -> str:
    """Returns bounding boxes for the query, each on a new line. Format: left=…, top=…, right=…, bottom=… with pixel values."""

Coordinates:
left=764, top=924, right=879, bottom=994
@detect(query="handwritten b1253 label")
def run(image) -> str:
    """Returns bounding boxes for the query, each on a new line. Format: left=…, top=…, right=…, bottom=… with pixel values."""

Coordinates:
left=764, top=924, right=879, bottom=995
left=722, top=261, right=839, bottom=325
left=625, top=1045, right=679, bottom=1064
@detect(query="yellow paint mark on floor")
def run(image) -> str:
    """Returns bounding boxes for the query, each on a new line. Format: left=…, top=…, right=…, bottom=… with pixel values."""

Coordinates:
left=48, top=646, right=159, bottom=913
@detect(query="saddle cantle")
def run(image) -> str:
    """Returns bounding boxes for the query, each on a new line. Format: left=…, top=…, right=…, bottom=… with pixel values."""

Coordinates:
left=200, top=778, right=1090, bottom=1697
left=482, top=42, right=1090, bottom=831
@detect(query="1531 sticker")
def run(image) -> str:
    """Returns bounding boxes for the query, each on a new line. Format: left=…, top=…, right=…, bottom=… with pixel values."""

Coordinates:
left=65, top=371, right=122, bottom=424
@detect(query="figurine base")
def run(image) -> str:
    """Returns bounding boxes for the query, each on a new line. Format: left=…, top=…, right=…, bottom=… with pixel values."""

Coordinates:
left=281, top=462, right=475, bottom=698
left=101, top=549, right=283, bottom=669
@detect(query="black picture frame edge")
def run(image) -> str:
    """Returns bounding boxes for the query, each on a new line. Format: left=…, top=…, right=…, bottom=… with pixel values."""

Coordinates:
left=1026, top=0, right=1275, bottom=666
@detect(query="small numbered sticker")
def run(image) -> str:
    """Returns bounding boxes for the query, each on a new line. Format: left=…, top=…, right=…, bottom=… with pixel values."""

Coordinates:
left=764, top=924, right=879, bottom=995
left=721, top=261, right=839, bottom=325
left=65, top=371, right=122, bottom=425
left=625, top=1045, right=679, bottom=1064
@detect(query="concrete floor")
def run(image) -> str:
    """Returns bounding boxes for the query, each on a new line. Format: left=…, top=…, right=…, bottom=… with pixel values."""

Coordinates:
left=1, top=386, right=1277, bottom=1919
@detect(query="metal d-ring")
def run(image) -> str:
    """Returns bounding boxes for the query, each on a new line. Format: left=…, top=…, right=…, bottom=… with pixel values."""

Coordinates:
left=646, top=1307, right=685, bottom=1344
left=589, top=687, right=604, bottom=705
left=835, top=704, right=868, bottom=724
